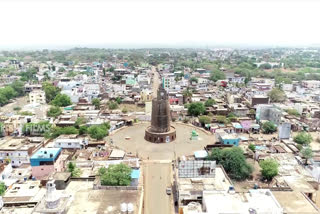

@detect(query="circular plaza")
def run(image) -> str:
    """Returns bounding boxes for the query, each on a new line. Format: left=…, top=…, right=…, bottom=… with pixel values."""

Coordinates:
left=107, top=122, right=215, bottom=160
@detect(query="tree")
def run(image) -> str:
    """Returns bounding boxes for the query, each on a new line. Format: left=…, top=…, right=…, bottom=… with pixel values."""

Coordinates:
left=46, top=126, right=78, bottom=139
left=0, top=86, right=17, bottom=100
left=92, top=98, right=101, bottom=110
left=0, top=182, right=6, bottom=196
left=79, top=126, right=88, bottom=135
left=216, top=115, right=228, bottom=124
left=207, top=147, right=252, bottom=181
left=259, top=63, right=272, bottom=69
left=210, top=69, right=226, bottom=82
left=188, top=102, right=205, bottom=116
left=74, top=117, right=87, bottom=128
left=108, top=101, right=118, bottom=110
left=199, top=115, right=211, bottom=126
left=115, top=97, right=122, bottom=104
left=204, top=98, right=216, bottom=107
left=51, top=94, right=72, bottom=107
left=248, top=143, right=256, bottom=152
left=301, top=147, right=313, bottom=165
left=262, top=121, right=277, bottom=134
left=189, top=77, right=198, bottom=84
left=286, top=109, right=300, bottom=117
left=294, top=132, right=313, bottom=145
left=268, top=88, right=286, bottom=103
left=182, top=88, right=192, bottom=98
left=10, top=80, right=25, bottom=96
left=67, top=162, right=81, bottom=177
left=88, top=125, right=108, bottom=140
left=99, top=163, right=132, bottom=186
left=259, top=159, right=279, bottom=181
left=42, top=82, right=60, bottom=103
left=47, top=106, right=62, bottom=118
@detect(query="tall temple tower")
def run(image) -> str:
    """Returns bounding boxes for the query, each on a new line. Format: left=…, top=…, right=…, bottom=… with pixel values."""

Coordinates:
left=145, top=86, right=176, bottom=143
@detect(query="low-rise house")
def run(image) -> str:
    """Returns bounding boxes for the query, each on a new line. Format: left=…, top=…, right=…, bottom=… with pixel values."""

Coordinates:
left=54, top=135, right=88, bottom=149
left=216, top=130, right=240, bottom=146
left=0, top=137, right=42, bottom=167
left=30, top=148, right=64, bottom=179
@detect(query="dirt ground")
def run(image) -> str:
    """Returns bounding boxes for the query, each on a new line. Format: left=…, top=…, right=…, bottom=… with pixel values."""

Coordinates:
left=107, top=122, right=215, bottom=160
left=0, top=96, right=28, bottom=113
left=119, top=104, right=145, bottom=113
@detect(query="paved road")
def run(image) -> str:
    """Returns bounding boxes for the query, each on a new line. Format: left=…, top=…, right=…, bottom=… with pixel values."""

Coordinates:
left=143, top=162, right=172, bottom=214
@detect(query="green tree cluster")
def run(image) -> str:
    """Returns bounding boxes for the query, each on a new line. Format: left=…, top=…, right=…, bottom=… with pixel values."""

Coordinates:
left=301, top=147, right=313, bottom=165
left=67, top=162, right=81, bottom=177
left=199, top=115, right=211, bottom=126
left=187, top=102, right=205, bottom=116
left=204, top=98, right=216, bottom=107
left=47, top=106, right=62, bottom=118
left=262, top=121, right=277, bottom=134
left=92, top=98, right=101, bottom=110
left=88, top=123, right=110, bottom=140
left=207, top=147, right=253, bottom=180
left=210, top=69, right=226, bottom=82
left=42, top=82, right=61, bottom=103
left=294, top=132, right=313, bottom=145
left=0, top=182, right=6, bottom=196
left=260, top=159, right=279, bottom=181
left=268, top=88, right=286, bottom=103
left=51, top=94, right=72, bottom=107
left=99, top=163, right=132, bottom=186
left=46, top=126, right=79, bottom=139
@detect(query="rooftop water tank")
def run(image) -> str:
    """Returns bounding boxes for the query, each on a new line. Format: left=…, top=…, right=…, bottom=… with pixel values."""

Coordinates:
left=127, top=203, right=134, bottom=213
left=120, top=203, right=127, bottom=213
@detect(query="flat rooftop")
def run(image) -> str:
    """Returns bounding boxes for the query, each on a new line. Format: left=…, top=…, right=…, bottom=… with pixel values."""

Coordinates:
left=273, top=191, right=319, bottom=214
left=178, top=167, right=231, bottom=192
left=0, top=138, right=36, bottom=151
left=65, top=181, right=141, bottom=214
left=203, top=190, right=282, bottom=214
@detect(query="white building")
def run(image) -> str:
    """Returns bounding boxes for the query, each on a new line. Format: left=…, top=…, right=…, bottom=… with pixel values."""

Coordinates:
left=54, top=136, right=88, bottom=149
left=29, top=90, right=46, bottom=104
left=0, top=138, right=42, bottom=167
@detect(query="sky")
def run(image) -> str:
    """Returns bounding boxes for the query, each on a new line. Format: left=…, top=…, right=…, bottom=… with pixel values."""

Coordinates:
left=0, top=0, right=319, bottom=49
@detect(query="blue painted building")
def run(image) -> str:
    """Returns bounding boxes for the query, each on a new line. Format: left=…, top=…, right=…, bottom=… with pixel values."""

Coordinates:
left=130, top=169, right=140, bottom=186
left=30, top=148, right=62, bottom=167
left=217, top=133, right=240, bottom=146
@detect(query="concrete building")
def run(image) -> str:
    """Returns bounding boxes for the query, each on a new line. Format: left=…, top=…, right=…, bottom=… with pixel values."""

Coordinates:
left=216, top=131, right=241, bottom=146
left=30, top=148, right=64, bottom=179
left=278, top=122, right=291, bottom=139
left=256, top=104, right=282, bottom=125
left=176, top=161, right=232, bottom=210
left=0, top=137, right=41, bottom=167
left=162, top=75, right=175, bottom=90
left=54, top=135, right=88, bottom=149
left=29, top=90, right=46, bottom=104
left=196, top=189, right=283, bottom=214
left=251, top=95, right=269, bottom=107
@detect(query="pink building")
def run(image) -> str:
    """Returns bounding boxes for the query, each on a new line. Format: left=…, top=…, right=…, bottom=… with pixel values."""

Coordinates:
left=30, top=148, right=64, bottom=179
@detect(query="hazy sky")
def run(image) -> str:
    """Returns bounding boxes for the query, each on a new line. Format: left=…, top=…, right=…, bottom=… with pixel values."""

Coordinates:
left=0, top=0, right=319, bottom=49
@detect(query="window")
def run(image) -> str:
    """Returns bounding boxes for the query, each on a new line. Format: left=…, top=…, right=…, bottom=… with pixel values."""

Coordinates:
left=68, top=143, right=72, bottom=146
left=12, top=161, right=14, bottom=163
